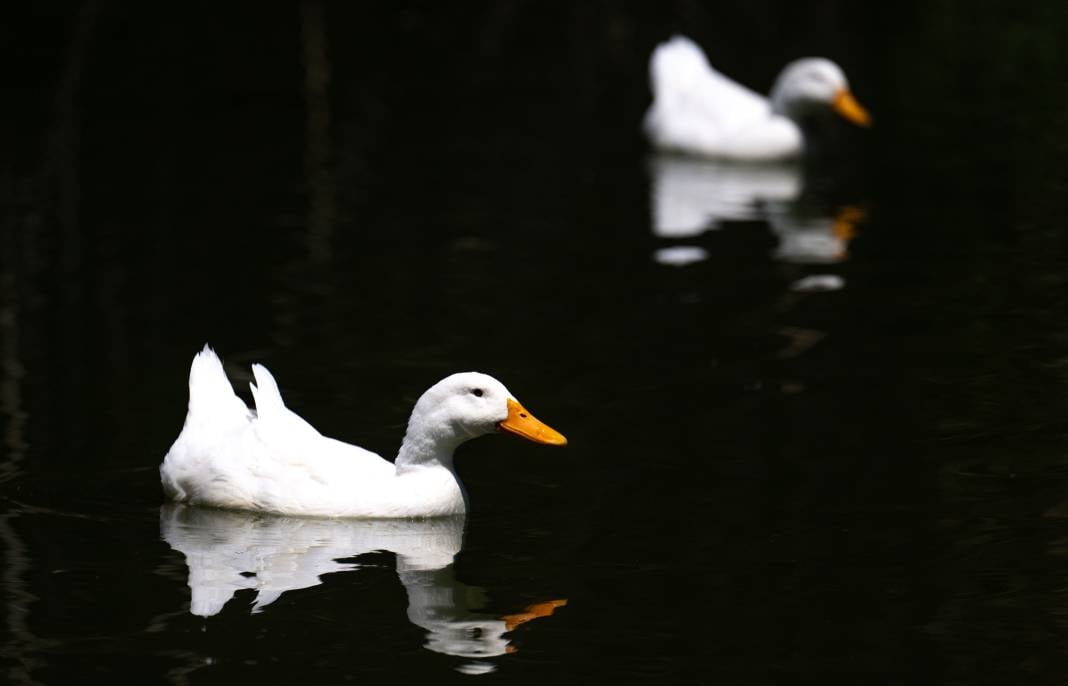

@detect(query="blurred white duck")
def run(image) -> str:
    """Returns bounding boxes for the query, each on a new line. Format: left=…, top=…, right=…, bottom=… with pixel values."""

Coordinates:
left=644, top=35, right=870, bottom=160
left=160, top=346, right=567, bottom=518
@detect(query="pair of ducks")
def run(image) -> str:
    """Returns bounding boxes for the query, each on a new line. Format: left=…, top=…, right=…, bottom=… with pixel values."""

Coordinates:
left=161, top=37, right=870, bottom=518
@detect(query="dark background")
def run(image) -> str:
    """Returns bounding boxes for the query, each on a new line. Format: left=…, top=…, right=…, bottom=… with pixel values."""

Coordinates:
left=5, top=1, right=1068, bottom=684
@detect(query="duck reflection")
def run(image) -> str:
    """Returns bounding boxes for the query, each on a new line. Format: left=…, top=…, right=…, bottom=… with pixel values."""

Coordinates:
left=648, top=155, right=863, bottom=274
left=160, top=504, right=565, bottom=668
left=650, top=156, right=802, bottom=238
left=769, top=204, right=864, bottom=266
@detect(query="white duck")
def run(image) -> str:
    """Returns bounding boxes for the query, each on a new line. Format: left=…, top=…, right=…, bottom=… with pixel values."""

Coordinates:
left=160, top=346, right=567, bottom=518
left=643, top=35, right=871, bottom=161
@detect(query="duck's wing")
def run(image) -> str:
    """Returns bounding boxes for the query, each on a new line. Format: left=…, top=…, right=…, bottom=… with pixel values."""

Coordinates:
left=249, top=364, right=388, bottom=474
left=644, top=35, right=773, bottom=153
left=248, top=363, right=325, bottom=451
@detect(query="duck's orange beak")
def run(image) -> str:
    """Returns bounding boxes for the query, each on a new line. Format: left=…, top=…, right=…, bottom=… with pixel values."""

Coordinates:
left=832, top=89, right=872, bottom=127
left=498, top=398, right=568, bottom=446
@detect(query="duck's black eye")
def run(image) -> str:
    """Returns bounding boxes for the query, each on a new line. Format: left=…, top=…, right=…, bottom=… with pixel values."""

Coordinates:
left=471, top=388, right=484, bottom=397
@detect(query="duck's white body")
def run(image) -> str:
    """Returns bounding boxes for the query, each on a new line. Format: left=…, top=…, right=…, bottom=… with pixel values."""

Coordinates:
left=643, top=36, right=869, bottom=161
left=160, top=347, right=566, bottom=518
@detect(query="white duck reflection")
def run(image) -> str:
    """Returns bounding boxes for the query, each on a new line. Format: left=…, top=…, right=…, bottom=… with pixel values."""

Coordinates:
left=769, top=205, right=863, bottom=267
left=649, top=155, right=863, bottom=270
left=160, top=505, right=565, bottom=665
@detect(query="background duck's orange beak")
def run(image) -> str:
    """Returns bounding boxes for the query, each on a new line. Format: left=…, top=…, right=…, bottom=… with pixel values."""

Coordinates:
left=498, top=398, right=568, bottom=446
left=832, top=89, right=872, bottom=127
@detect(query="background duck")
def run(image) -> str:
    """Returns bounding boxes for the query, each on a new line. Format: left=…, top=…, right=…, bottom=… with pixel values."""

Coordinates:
left=643, top=35, right=870, bottom=161
left=159, top=346, right=567, bottom=518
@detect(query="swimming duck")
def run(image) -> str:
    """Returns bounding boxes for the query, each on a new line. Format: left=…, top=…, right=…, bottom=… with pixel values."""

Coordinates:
left=643, top=35, right=870, bottom=161
left=160, top=346, right=567, bottom=518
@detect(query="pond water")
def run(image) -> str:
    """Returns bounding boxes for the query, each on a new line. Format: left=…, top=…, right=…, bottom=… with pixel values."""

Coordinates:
left=6, top=2, right=1068, bottom=684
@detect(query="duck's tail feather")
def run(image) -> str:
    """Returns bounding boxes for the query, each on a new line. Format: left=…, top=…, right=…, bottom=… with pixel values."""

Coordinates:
left=249, top=363, right=286, bottom=422
left=186, top=344, right=251, bottom=427
left=248, top=362, right=323, bottom=447
left=649, top=35, right=711, bottom=98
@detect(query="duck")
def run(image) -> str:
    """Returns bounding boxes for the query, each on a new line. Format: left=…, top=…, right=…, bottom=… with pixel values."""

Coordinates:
left=159, top=346, right=567, bottom=518
left=643, top=35, right=870, bottom=161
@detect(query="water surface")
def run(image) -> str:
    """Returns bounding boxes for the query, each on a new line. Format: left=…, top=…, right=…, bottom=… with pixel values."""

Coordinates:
left=6, top=2, right=1068, bottom=684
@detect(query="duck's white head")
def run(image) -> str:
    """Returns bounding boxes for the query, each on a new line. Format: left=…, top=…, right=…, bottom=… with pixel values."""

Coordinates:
left=769, top=58, right=871, bottom=127
left=397, top=372, right=566, bottom=469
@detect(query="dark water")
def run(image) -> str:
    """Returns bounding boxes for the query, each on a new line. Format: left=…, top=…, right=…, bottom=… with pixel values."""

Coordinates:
left=6, top=2, right=1068, bottom=684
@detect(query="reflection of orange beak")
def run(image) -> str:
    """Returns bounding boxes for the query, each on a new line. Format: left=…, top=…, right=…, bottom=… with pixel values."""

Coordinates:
left=497, top=398, right=568, bottom=446
left=502, top=599, right=569, bottom=632
left=832, top=205, right=866, bottom=260
left=832, top=89, right=872, bottom=127
left=833, top=205, right=866, bottom=241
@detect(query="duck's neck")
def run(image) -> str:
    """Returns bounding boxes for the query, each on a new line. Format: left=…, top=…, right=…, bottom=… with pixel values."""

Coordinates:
left=769, top=90, right=797, bottom=120
left=394, top=427, right=464, bottom=475
left=768, top=74, right=807, bottom=121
